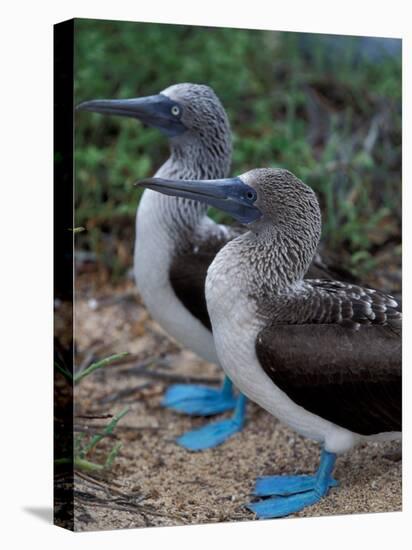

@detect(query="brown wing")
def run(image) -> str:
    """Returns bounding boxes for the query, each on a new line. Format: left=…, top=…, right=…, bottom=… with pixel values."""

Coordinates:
left=169, top=248, right=214, bottom=331
left=169, top=223, right=242, bottom=331
left=256, top=282, right=402, bottom=435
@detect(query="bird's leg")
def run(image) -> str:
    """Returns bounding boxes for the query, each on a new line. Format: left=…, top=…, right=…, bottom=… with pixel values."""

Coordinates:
left=247, top=449, right=338, bottom=519
left=221, top=375, right=236, bottom=398
left=254, top=446, right=338, bottom=497
left=161, top=375, right=238, bottom=416
left=176, top=394, right=247, bottom=451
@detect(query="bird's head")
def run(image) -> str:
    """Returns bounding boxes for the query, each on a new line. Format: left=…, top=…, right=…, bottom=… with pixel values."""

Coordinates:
left=160, top=83, right=230, bottom=138
left=239, top=168, right=321, bottom=239
left=76, top=82, right=231, bottom=144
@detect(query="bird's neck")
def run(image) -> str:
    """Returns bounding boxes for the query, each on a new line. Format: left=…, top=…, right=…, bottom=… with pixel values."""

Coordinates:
left=137, top=131, right=231, bottom=245
left=137, top=133, right=231, bottom=247
left=213, top=225, right=318, bottom=299
left=167, top=130, right=232, bottom=180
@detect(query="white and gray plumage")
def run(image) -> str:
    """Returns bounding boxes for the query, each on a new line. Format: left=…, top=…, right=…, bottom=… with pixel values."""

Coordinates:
left=78, top=84, right=232, bottom=352
left=77, top=84, right=247, bottom=450
left=137, top=168, right=401, bottom=518
left=133, top=84, right=233, bottom=358
left=205, top=168, right=401, bottom=446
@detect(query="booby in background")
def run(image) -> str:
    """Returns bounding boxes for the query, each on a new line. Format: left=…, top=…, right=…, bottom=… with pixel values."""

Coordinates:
left=77, top=83, right=248, bottom=450
left=137, top=168, right=401, bottom=518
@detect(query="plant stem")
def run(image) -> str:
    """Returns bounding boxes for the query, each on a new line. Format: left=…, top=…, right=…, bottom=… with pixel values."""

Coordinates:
left=81, top=406, right=130, bottom=456
left=74, top=352, right=129, bottom=384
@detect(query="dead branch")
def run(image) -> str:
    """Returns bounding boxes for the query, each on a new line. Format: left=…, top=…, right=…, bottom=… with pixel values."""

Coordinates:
left=98, top=382, right=153, bottom=404
left=121, top=365, right=221, bottom=386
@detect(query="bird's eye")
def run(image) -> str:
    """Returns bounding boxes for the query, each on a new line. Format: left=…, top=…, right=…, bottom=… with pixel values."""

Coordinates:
left=246, top=191, right=255, bottom=200
left=171, top=105, right=180, bottom=116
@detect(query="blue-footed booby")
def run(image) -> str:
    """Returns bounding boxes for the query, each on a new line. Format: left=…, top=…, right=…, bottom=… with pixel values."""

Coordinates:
left=77, top=83, right=247, bottom=450
left=136, top=168, right=401, bottom=518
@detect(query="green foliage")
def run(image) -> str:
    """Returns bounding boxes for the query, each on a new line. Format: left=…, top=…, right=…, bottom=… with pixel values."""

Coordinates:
left=55, top=407, right=130, bottom=472
left=74, top=20, right=401, bottom=276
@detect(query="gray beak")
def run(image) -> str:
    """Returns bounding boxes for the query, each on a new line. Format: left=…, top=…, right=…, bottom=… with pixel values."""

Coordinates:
left=76, top=94, right=186, bottom=138
left=135, top=177, right=262, bottom=224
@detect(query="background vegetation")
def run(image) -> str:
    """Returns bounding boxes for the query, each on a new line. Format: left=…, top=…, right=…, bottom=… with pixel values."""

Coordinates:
left=74, top=19, right=401, bottom=278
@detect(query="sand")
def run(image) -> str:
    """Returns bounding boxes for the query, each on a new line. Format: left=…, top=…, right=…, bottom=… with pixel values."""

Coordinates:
left=71, top=276, right=401, bottom=531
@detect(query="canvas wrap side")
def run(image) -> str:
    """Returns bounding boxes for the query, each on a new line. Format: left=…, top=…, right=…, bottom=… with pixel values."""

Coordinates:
left=54, top=18, right=75, bottom=532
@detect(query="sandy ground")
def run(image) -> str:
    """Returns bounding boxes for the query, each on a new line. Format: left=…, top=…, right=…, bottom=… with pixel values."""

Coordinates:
left=71, top=274, right=401, bottom=531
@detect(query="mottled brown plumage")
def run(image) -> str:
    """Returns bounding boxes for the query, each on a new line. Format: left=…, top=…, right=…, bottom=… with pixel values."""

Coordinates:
left=256, top=281, right=401, bottom=435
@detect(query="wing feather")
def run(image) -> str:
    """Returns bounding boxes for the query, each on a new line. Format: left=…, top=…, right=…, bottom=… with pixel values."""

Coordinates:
left=256, top=281, right=402, bottom=435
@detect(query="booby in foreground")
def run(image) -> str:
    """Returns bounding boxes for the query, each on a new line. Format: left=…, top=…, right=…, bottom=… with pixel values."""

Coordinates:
left=137, top=168, right=401, bottom=518
left=77, top=83, right=248, bottom=450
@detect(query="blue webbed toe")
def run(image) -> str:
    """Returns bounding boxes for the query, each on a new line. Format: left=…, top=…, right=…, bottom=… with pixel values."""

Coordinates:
left=247, top=490, right=322, bottom=519
left=162, top=376, right=237, bottom=416
left=177, top=417, right=243, bottom=450
left=255, top=474, right=338, bottom=496
left=162, top=384, right=237, bottom=416
left=248, top=449, right=338, bottom=518
left=176, top=394, right=247, bottom=450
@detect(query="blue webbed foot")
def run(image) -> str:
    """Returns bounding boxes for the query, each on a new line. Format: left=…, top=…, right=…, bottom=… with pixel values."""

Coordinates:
left=248, top=449, right=338, bottom=519
left=247, top=490, right=323, bottom=519
left=162, top=383, right=237, bottom=416
left=176, top=394, right=247, bottom=451
left=255, top=474, right=338, bottom=496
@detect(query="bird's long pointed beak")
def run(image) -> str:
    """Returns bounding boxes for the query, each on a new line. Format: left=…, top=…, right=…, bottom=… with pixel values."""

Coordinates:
left=135, top=177, right=262, bottom=224
left=76, top=94, right=186, bottom=137
left=76, top=96, right=156, bottom=118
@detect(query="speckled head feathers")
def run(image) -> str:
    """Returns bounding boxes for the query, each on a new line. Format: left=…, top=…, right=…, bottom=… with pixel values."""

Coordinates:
left=161, top=83, right=230, bottom=134
left=229, top=168, right=323, bottom=286
left=240, top=168, right=322, bottom=244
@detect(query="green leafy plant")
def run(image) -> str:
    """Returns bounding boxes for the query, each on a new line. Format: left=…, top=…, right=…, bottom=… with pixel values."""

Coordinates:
left=55, top=352, right=130, bottom=472
left=74, top=21, right=401, bottom=278
left=55, top=407, right=130, bottom=473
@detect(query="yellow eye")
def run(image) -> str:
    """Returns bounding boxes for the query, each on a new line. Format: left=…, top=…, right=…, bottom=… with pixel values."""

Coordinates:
left=171, top=105, right=180, bottom=116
